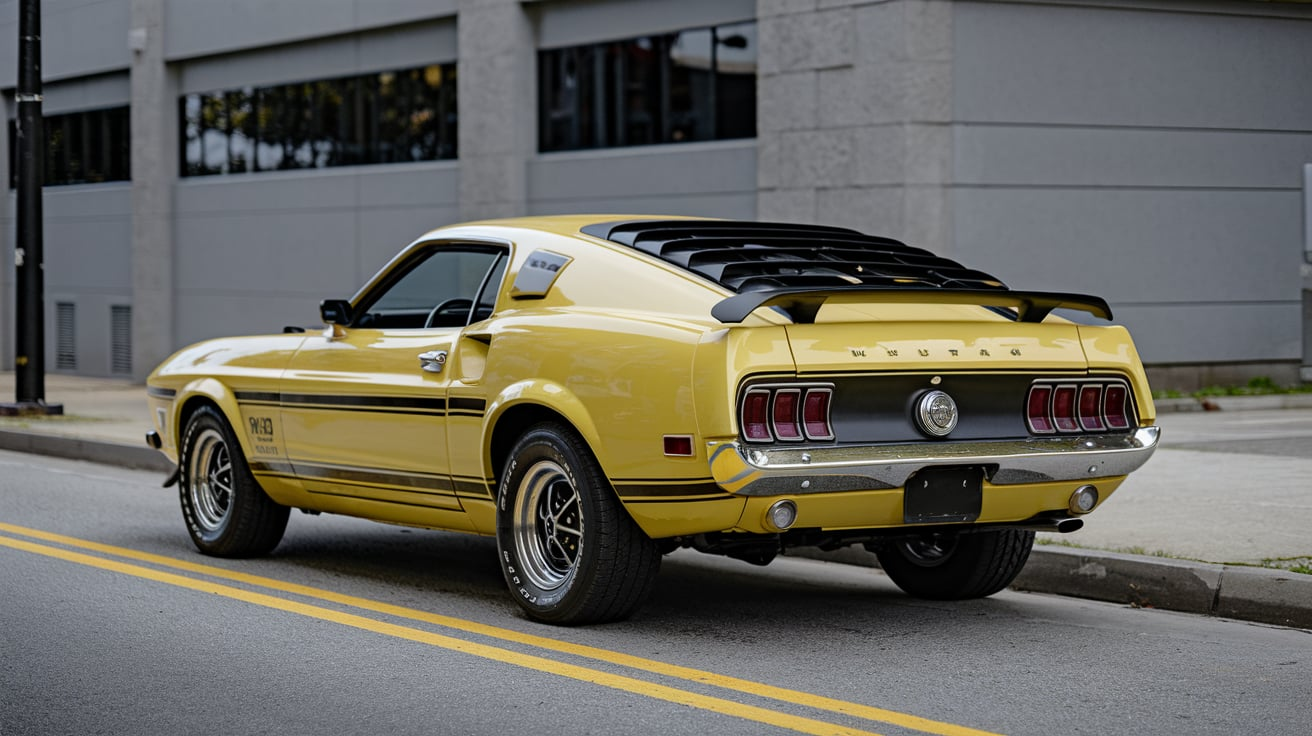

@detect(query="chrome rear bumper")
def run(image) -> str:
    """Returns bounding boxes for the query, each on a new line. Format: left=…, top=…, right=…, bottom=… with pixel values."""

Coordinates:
left=708, top=427, right=1160, bottom=496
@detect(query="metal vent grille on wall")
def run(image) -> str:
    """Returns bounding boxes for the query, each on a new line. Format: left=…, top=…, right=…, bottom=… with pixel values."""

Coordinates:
left=55, top=302, right=76, bottom=370
left=111, top=305, right=132, bottom=375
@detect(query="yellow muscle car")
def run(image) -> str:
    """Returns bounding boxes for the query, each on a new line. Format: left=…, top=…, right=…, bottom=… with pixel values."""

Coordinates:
left=146, top=215, right=1159, bottom=624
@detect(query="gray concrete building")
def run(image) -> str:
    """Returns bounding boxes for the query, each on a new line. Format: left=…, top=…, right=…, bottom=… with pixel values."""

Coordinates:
left=1, top=0, right=1310, bottom=389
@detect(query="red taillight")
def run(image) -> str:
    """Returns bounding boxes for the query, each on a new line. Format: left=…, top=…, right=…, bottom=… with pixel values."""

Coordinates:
left=803, top=388, right=834, bottom=441
left=772, top=389, right=803, bottom=441
left=1078, top=385, right=1105, bottom=431
left=742, top=390, right=772, bottom=442
left=1027, top=385, right=1054, bottom=434
left=1028, top=379, right=1135, bottom=436
left=1103, top=385, right=1130, bottom=430
left=1052, top=385, right=1079, bottom=432
left=741, top=384, right=834, bottom=443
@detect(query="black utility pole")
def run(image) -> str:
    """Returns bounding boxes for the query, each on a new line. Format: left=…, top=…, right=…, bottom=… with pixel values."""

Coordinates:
left=3, top=0, right=61, bottom=416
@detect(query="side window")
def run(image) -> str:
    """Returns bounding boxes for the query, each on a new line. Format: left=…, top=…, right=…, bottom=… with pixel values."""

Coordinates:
left=355, top=248, right=505, bottom=329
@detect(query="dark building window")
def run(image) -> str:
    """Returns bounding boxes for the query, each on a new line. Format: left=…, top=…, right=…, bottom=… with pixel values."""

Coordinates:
left=180, top=62, right=457, bottom=177
left=8, top=105, right=131, bottom=187
left=538, top=21, right=757, bottom=153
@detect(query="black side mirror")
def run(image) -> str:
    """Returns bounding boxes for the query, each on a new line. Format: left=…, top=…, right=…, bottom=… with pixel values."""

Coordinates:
left=320, top=299, right=353, bottom=325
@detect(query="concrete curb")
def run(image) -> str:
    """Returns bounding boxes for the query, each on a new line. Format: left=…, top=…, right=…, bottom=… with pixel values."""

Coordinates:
left=5, top=429, right=1310, bottom=631
left=789, top=545, right=1312, bottom=631
left=0, top=430, right=174, bottom=473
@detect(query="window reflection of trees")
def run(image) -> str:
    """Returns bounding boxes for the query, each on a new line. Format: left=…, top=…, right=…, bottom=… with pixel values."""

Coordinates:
left=181, top=63, right=457, bottom=178
left=538, top=21, right=756, bottom=152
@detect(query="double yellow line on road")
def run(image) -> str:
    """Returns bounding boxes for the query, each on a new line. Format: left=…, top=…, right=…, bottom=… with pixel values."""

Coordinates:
left=0, top=522, right=1001, bottom=736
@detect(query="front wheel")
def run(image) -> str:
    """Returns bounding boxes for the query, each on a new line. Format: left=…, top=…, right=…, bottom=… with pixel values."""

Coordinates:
left=875, top=529, right=1034, bottom=600
left=178, top=405, right=289, bottom=557
left=496, top=423, right=660, bottom=625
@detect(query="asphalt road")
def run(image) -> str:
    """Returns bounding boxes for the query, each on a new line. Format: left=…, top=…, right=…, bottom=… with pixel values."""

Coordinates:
left=2, top=449, right=1309, bottom=736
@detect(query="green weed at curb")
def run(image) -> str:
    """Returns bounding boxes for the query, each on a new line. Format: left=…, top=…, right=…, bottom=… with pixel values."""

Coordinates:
left=1154, top=376, right=1312, bottom=401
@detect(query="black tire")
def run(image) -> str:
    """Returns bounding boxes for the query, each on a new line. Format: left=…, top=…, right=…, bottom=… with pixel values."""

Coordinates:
left=496, top=422, right=660, bottom=625
left=875, top=529, right=1034, bottom=600
left=178, top=405, right=289, bottom=557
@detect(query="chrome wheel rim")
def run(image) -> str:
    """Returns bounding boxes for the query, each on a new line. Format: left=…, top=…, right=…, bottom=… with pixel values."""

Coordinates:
left=188, top=428, right=232, bottom=532
left=512, top=460, right=583, bottom=591
left=897, top=534, right=957, bottom=568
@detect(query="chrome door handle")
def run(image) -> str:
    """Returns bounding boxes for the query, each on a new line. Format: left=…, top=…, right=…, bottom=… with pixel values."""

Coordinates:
left=418, top=350, right=447, bottom=373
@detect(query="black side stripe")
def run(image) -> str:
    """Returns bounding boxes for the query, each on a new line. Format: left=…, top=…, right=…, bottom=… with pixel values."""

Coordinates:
left=234, top=391, right=450, bottom=413
left=249, top=461, right=296, bottom=476
left=448, top=397, right=487, bottom=413
left=452, top=477, right=493, bottom=497
left=289, top=462, right=456, bottom=494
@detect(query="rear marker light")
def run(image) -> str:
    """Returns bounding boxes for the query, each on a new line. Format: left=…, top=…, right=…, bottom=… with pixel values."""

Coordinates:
left=1078, top=385, right=1105, bottom=431
left=772, top=389, right=803, bottom=441
left=1052, top=385, right=1079, bottom=433
left=663, top=435, right=694, bottom=457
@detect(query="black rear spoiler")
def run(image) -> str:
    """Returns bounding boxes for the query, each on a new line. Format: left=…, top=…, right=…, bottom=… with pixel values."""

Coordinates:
left=710, top=287, right=1113, bottom=325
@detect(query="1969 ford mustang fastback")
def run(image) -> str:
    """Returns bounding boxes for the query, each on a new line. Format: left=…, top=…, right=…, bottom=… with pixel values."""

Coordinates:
left=146, top=215, right=1159, bottom=624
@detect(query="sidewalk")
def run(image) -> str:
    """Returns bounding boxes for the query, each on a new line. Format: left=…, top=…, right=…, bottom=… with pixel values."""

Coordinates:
left=2, top=371, right=1310, bottom=629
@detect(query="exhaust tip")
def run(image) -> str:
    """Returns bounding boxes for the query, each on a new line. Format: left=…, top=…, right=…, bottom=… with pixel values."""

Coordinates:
left=1055, top=518, right=1085, bottom=534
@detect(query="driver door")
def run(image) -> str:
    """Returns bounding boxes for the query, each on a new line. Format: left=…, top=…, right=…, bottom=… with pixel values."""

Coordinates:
left=278, top=244, right=507, bottom=524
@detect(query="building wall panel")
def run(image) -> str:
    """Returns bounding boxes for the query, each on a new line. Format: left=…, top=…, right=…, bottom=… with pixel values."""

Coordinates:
left=173, top=164, right=459, bottom=346
left=951, top=0, right=1312, bottom=366
left=528, top=140, right=757, bottom=218
left=164, top=0, right=456, bottom=62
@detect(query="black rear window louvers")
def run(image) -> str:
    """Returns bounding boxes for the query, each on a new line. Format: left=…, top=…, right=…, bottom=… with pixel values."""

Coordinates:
left=580, top=220, right=1008, bottom=294
left=579, top=219, right=1113, bottom=324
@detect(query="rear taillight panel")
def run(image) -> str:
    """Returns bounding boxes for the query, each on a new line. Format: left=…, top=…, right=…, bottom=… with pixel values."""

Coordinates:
left=1027, top=378, right=1136, bottom=436
left=740, top=384, right=834, bottom=443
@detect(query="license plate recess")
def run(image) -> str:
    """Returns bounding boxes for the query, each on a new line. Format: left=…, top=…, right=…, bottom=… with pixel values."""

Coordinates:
left=903, top=466, right=984, bottom=524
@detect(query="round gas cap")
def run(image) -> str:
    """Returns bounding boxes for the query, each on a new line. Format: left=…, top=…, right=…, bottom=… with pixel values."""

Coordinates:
left=916, top=390, right=959, bottom=437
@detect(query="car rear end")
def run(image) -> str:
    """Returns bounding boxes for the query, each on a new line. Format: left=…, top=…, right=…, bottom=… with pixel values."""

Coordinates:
left=581, top=218, right=1158, bottom=596
left=706, top=317, right=1157, bottom=537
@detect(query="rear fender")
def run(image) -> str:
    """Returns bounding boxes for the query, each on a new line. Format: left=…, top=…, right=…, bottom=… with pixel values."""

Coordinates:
left=483, top=379, right=605, bottom=482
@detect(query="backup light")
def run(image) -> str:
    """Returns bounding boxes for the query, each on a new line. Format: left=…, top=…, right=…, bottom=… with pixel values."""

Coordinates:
left=766, top=500, right=798, bottom=531
left=1069, top=485, right=1099, bottom=514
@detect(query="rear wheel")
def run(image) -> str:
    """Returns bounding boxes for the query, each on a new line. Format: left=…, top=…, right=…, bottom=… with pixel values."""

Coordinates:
left=496, top=422, right=660, bottom=625
left=875, top=529, right=1034, bottom=600
left=179, top=405, right=289, bottom=557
